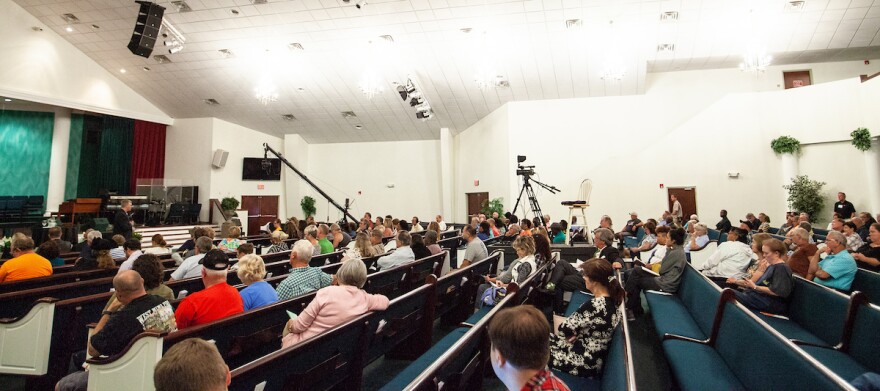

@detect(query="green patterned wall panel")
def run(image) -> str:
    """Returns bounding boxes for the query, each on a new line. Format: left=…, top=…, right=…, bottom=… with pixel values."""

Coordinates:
left=0, top=110, right=55, bottom=198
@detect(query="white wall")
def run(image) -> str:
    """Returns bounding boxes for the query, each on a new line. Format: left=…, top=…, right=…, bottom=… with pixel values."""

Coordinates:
left=303, top=140, right=443, bottom=223
left=454, top=104, right=512, bottom=223
left=0, top=0, right=172, bottom=125
left=165, top=118, right=214, bottom=221
left=283, top=134, right=310, bottom=220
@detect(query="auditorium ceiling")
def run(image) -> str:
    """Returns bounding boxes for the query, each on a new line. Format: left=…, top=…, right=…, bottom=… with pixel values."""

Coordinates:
left=14, top=0, right=880, bottom=142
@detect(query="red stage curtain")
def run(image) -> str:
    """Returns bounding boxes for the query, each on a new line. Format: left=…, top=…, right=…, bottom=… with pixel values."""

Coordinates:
left=130, top=120, right=167, bottom=194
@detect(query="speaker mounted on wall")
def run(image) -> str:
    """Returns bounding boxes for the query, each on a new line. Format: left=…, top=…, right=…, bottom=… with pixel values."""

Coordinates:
left=212, top=149, right=229, bottom=168
left=127, top=1, right=165, bottom=58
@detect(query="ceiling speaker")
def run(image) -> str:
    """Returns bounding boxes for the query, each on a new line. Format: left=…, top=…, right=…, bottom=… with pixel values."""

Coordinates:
left=212, top=149, right=229, bottom=168
left=127, top=1, right=165, bottom=58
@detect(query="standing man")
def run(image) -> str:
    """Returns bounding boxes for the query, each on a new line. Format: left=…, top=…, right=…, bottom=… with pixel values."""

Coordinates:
left=670, top=194, right=683, bottom=226
left=113, top=199, right=134, bottom=240
left=834, top=192, right=856, bottom=220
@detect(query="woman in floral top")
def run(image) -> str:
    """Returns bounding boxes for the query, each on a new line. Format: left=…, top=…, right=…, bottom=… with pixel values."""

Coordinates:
left=549, top=258, right=623, bottom=378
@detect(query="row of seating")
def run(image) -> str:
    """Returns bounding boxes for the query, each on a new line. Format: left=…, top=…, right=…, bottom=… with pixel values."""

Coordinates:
left=0, top=195, right=44, bottom=222
left=87, top=250, right=462, bottom=391
left=646, top=264, right=865, bottom=390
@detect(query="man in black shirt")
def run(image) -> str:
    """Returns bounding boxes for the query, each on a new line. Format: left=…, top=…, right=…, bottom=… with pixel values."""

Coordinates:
left=834, top=192, right=856, bottom=219
left=616, top=212, right=642, bottom=241
left=715, top=209, right=732, bottom=233
left=113, top=199, right=134, bottom=240
left=56, top=270, right=177, bottom=391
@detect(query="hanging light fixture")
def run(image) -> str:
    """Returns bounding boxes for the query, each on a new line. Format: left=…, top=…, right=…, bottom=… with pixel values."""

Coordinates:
left=599, top=20, right=626, bottom=81
left=739, top=7, right=772, bottom=74
left=254, top=79, right=278, bottom=105
left=359, top=40, right=387, bottom=99
left=470, top=30, right=506, bottom=90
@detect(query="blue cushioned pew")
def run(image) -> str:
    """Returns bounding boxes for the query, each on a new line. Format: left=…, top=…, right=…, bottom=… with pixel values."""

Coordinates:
left=850, top=268, right=880, bottom=306
left=647, top=265, right=857, bottom=390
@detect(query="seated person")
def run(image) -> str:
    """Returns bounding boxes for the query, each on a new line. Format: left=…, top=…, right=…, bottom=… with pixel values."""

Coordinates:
left=489, top=306, right=571, bottom=391
left=684, top=223, right=710, bottom=257
left=488, top=218, right=501, bottom=237
left=638, top=225, right=670, bottom=272
left=425, top=230, right=443, bottom=256
left=549, top=259, right=623, bottom=378
left=303, top=225, right=321, bottom=256
left=807, top=231, right=857, bottom=291
left=276, top=240, right=333, bottom=300
left=623, top=228, right=688, bottom=317
left=369, top=228, right=386, bottom=256
left=477, top=221, right=492, bottom=241
left=343, top=232, right=380, bottom=260
left=410, top=216, right=424, bottom=233
left=281, top=258, right=389, bottom=347
left=777, top=212, right=798, bottom=236
left=144, top=234, right=171, bottom=255
left=460, top=225, right=488, bottom=268
left=236, top=254, right=278, bottom=311
left=76, top=229, right=100, bottom=261
left=235, top=242, right=254, bottom=260
left=478, top=236, right=537, bottom=308
left=699, top=228, right=753, bottom=281
left=266, top=230, right=290, bottom=254
left=727, top=238, right=793, bottom=314
left=0, top=233, right=52, bottom=282
left=174, top=250, right=244, bottom=329
left=716, top=209, right=732, bottom=234
left=843, top=221, right=865, bottom=252
left=786, top=227, right=818, bottom=278
left=170, top=237, right=213, bottom=281
left=317, top=224, right=335, bottom=254
left=519, top=219, right=534, bottom=236
left=410, top=234, right=432, bottom=261
left=56, top=271, right=177, bottom=391
left=74, top=238, right=116, bottom=271
left=623, top=221, right=657, bottom=259
left=330, top=223, right=351, bottom=249
left=616, top=212, right=641, bottom=240
left=48, top=226, right=73, bottom=253
left=547, top=229, right=618, bottom=314
left=105, top=254, right=174, bottom=310
left=37, top=240, right=65, bottom=267
left=118, top=239, right=143, bottom=273
left=856, top=215, right=871, bottom=242
left=853, top=223, right=880, bottom=272
left=550, top=223, right=566, bottom=244
left=757, top=213, right=772, bottom=233
left=109, top=234, right=126, bottom=260
left=376, top=231, right=415, bottom=270
left=218, top=226, right=242, bottom=251
left=154, top=338, right=230, bottom=391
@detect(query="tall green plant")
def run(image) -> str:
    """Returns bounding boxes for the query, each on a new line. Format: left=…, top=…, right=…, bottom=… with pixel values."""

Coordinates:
left=300, top=196, right=316, bottom=218
left=770, top=135, right=801, bottom=155
left=851, top=127, right=872, bottom=151
left=480, top=197, right=504, bottom=217
left=783, top=175, right=826, bottom=222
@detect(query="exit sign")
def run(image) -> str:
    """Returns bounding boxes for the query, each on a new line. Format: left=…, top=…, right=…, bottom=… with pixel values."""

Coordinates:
left=257, top=184, right=265, bottom=190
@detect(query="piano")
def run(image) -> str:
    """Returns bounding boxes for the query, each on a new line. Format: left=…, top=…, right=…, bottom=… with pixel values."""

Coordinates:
left=56, top=198, right=102, bottom=224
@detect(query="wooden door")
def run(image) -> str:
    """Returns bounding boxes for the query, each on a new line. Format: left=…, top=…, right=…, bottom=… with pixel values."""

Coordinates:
left=668, top=188, right=697, bottom=222
left=241, top=195, right=279, bottom=236
left=783, top=70, right=812, bottom=89
left=466, top=192, right=489, bottom=223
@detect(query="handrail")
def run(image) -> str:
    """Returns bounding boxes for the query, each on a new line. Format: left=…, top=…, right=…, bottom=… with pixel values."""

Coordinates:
left=615, top=269, right=638, bottom=391
left=209, top=198, right=229, bottom=223
left=860, top=71, right=880, bottom=83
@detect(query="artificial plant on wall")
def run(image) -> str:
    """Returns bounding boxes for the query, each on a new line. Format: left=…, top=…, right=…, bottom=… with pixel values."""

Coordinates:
left=770, top=135, right=801, bottom=155
left=301, top=196, right=316, bottom=218
left=783, top=175, right=825, bottom=222
left=480, top=197, right=504, bottom=217
left=851, top=128, right=872, bottom=151
left=221, top=197, right=240, bottom=218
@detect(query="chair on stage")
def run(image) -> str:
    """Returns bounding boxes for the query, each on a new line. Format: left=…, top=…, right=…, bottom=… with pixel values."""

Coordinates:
left=562, top=179, right=592, bottom=244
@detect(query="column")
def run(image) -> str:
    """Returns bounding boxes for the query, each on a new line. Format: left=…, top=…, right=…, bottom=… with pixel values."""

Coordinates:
left=45, top=107, right=72, bottom=215
left=864, top=139, right=880, bottom=214
left=439, top=128, right=454, bottom=222
left=780, top=153, right=799, bottom=212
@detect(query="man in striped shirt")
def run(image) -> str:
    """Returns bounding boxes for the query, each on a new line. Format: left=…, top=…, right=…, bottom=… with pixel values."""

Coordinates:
left=275, top=240, right=333, bottom=300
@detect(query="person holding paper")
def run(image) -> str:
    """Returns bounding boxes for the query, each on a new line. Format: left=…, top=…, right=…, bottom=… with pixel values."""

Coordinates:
left=623, top=228, right=688, bottom=319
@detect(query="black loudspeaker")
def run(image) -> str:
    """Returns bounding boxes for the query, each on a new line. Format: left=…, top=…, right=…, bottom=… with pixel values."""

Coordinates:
left=127, top=1, right=165, bottom=58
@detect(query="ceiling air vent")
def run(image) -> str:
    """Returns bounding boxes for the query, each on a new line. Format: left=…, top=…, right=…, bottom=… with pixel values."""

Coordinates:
left=341, top=111, right=357, bottom=118
left=171, top=1, right=192, bottom=12
left=785, top=1, right=806, bottom=12
left=281, top=114, right=296, bottom=121
left=660, top=11, right=679, bottom=22
left=204, top=99, right=220, bottom=105
left=153, top=55, right=172, bottom=63
left=61, top=13, right=80, bottom=23
left=657, top=43, right=676, bottom=52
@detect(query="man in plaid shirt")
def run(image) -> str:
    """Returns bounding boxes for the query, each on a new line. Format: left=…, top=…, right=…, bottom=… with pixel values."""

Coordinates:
left=489, top=305, right=571, bottom=391
left=275, top=240, right=333, bottom=300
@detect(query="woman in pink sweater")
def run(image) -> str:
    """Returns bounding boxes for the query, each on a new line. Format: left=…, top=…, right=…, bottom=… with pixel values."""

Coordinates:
left=282, top=258, right=389, bottom=348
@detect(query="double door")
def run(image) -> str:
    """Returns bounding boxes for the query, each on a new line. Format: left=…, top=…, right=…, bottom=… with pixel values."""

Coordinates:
left=241, top=195, right=279, bottom=236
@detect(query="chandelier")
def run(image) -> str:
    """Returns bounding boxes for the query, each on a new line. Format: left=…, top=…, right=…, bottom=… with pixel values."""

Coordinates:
left=359, top=68, right=384, bottom=99
left=474, top=64, right=499, bottom=91
left=600, top=56, right=626, bottom=81
left=739, top=48, right=772, bottom=73
left=254, top=80, right=278, bottom=105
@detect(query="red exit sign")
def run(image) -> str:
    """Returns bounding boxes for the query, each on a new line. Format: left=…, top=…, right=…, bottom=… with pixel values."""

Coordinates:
left=257, top=184, right=265, bottom=190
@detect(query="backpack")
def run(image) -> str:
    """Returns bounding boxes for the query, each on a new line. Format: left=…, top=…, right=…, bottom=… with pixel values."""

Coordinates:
left=480, top=285, right=507, bottom=307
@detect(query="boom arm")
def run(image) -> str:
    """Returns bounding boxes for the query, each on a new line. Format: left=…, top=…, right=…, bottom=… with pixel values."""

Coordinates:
left=263, top=143, right=358, bottom=223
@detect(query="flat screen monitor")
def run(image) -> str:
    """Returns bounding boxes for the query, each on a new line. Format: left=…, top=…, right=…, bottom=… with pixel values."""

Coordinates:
left=242, top=158, right=281, bottom=181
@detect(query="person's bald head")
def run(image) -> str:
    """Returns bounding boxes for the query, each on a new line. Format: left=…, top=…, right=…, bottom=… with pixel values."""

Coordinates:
left=114, top=270, right=146, bottom=304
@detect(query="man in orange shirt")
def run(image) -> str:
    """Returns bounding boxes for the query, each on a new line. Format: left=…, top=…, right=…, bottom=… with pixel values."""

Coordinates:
left=0, top=233, right=53, bottom=283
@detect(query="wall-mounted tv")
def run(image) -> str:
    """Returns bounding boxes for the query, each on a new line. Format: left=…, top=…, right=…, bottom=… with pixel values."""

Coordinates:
left=242, top=158, right=281, bottom=181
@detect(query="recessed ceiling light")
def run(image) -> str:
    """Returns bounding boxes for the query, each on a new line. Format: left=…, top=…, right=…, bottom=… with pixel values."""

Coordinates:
left=204, top=98, right=220, bottom=105
left=341, top=111, right=357, bottom=118
left=281, top=114, right=296, bottom=121
left=354, top=124, right=364, bottom=130
left=65, top=26, right=74, bottom=32
left=61, top=13, right=80, bottom=23
left=288, top=43, right=304, bottom=51
left=153, top=55, right=172, bottom=63
left=251, top=0, right=268, bottom=4
left=32, top=26, right=44, bottom=32
left=119, top=68, right=126, bottom=73
left=90, top=24, right=100, bottom=29
left=660, top=11, right=679, bottom=21
left=565, top=19, right=582, bottom=29
left=218, top=49, right=234, bottom=58
left=296, top=87, right=306, bottom=92
left=230, top=9, right=240, bottom=15
left=142, top=66, right=151, bottom=71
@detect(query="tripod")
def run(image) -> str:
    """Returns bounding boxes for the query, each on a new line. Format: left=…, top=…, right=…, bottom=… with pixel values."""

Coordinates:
left=512, top=174, right=559, bottom=221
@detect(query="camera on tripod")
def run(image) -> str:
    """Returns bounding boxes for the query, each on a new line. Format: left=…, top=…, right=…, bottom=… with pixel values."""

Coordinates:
left=516, top=155, right=535, bottom=176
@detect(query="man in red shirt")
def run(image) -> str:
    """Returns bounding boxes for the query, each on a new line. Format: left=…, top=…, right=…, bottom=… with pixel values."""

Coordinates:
left=489, top=305, right=570, bottom=391
left=174, top=249, right=243, bottom=329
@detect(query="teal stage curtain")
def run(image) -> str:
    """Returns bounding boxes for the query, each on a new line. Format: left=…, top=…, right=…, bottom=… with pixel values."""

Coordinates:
left=97, top=116, right=134, bottom=194
left=0, top=110, right=55, bottom=199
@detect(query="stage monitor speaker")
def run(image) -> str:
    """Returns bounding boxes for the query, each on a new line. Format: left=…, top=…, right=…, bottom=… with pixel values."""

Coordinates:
left=127, top=1, right=165, bottom=58
left=212, top=149, right=229, bottom=168
left=93, top=218, right=109, bottom=232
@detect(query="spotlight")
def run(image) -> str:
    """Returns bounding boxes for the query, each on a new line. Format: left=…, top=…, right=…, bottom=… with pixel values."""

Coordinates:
left=163, top=39, right=179, bottom=46
left=397, top=86, right=407, bottom=100
left=169, top=45, right=183, bottom=54
left=356, top=0, right=366, bottom=8
left=409, top=96, right=423, bottom=107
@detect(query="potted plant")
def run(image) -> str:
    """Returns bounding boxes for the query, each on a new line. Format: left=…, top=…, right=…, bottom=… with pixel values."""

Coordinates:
left=770, top=135, right=801, bottom=155
left=0, top=236, right=11, bottom=259
left=221, top=197, right=240, bottom=218
left=301, top=196, right=316, bottom=218
left=480, top=197, right=505, bottom=218
left=851, top=128, right=872, bottom=151
left=783, top=175, right=826, bottom=222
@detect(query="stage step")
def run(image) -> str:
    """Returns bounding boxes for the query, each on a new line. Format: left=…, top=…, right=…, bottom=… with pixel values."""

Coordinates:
left=134, top=224, right=220, bottom=250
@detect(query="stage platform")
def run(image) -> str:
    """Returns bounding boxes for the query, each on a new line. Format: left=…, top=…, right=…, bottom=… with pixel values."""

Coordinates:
left=135, top=223, right=220, bottom=250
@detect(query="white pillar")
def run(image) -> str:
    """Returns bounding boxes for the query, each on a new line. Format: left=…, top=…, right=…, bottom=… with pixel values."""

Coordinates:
left=864, top=140, right=880, bottom=214
left=45, top=107, right=72, bottom=215
left=780, top=153, right=799, bottom=211
left=439, top=128, right=454, bottom=222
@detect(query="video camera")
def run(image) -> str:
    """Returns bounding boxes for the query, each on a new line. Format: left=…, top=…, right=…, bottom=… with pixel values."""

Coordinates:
left=516, top=155, right=535, bottom=176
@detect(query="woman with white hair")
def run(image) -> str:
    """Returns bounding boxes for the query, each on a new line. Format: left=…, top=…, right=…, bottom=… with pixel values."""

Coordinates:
left=281, top=258, right=389, bottom=348
left=266, top=231, right=289, bottom=254
left=303, top=225, right=321, bottom=256
left=236, top=254, right=278, bottom=311
left=685, top=223, right=710, bottom=255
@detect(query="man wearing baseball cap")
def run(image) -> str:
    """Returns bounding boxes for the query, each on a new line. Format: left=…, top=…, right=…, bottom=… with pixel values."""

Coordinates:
left=616, top=212, right=642, bottom=242
left=174, top=249, right=243, bottom=329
